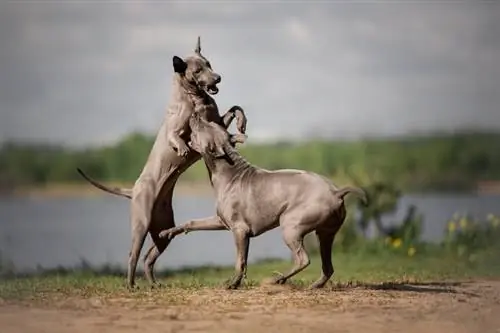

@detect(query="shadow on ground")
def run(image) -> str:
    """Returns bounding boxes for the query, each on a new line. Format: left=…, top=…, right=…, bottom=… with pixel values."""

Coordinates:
left=324, top=280, right=480, bottom=297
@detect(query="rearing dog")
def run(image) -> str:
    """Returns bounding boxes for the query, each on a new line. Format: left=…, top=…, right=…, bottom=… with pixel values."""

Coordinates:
left=159, top=114, right=367, bottom=289
left=77, top=37, right=247, bottom=289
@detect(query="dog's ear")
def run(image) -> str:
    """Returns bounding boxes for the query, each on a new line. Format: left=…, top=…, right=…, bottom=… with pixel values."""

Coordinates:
left=203, top=145, right=224, bottom=159
left=212, top=144, right=227, bottom=158
left=172, top=56, right=187, bottom=73
left=205, top=135, right=227, bottom=158
left=194, top=36, right=201, bottom=54
left=189, top=126, right=224, bottom=158
left=203, top=139, right=226, bottom=159
left=229, top=133, right=247, bottom=145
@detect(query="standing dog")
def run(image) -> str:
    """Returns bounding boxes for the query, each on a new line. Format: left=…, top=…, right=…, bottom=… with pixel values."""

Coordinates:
left=159, top=114, right=367, bottom=289
left=77, top=37, right=247, bottom=289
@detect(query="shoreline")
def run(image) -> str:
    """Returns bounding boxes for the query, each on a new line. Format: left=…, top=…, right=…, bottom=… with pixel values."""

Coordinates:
left=2, top=180, right=500, bottom=199
left=2, top=181, right=214, bottom=199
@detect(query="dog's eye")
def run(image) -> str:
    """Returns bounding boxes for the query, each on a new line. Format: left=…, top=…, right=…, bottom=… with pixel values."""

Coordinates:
left=194, top=67, right=202, bottom=74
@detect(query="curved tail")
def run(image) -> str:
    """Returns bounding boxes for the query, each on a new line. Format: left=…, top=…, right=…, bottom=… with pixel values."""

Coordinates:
left=334, top=186, right=368, bottom=205
left=76, top=168, right=132, bottom=199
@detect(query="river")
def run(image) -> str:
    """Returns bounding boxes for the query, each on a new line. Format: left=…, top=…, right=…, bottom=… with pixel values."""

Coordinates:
left=0, top=193, right=498, bottom=272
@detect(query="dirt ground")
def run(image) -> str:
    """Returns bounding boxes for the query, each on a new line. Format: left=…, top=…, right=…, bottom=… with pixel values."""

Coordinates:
left=1, top=280, right=500, bottom=333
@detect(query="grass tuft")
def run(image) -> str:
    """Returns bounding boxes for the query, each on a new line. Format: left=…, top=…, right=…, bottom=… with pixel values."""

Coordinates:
left=1, top=250, right=499, bottom=304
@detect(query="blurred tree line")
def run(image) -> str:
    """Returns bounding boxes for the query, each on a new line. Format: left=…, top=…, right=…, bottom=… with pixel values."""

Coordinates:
left=1, top=131, right=499, bottom=192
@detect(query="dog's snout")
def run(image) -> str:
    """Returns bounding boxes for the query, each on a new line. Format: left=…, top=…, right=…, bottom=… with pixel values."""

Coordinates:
left=214, top=75, right=221, bottom=84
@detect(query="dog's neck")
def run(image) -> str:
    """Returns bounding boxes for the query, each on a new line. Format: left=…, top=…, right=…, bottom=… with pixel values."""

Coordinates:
left=168, top=75, right=215, bottom=121
left=172, top=74, right=208, bottom=101
left=203, top=146, right=254, bottom=192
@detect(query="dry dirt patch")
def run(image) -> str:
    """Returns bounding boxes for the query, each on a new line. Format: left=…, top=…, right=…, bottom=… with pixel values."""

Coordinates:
left=1, top=280, right=500, bottom=333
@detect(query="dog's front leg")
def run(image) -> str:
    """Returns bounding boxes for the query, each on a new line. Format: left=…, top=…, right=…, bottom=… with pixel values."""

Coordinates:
left=167, top=104, right=193, bottom=157
left=227, top=227, right=250, bottom=290
left=222, top=105, right=247, bottom=134
left=158, top=215, right=227, bottom=240
left=167, top=131, right=190, bottom=157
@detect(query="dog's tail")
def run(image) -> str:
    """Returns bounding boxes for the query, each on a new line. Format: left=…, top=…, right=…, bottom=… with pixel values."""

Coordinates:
left=334, top=186, right=368, bottom=205
left=76, top=168, right=132, bottom=199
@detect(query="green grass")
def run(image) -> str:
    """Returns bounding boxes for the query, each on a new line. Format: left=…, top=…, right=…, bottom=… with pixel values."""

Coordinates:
left=2, top=249, right=499, bottom=302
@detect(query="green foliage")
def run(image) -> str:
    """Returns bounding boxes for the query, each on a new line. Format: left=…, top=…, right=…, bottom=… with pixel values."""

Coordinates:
left=346, top=206, right=499, bottom=264
left=333, top=218, right=362, bottom=252
left=442, top=213, right=500, bottom=260
left=1, top=131, right=500, bottom=191
left=1, top=244, right=499, bottom=301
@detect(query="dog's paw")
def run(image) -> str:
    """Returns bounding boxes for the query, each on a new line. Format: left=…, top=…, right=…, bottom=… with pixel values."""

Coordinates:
left=176, top=143, right=190, bottom=157
left=158, top=229, right=173, bottom=239
left=159, top=227, right=183, bottom=240
left=271, top=271, right=287, bottom=285
left=225, top=280, right=241, bottom=290
left=307, top=282, right=326, bottom=290
left=224, top=275, right=244, bottom=290
left=126, top=284, right=139, bottom=292
left=150, top=282, right=165, bottom=290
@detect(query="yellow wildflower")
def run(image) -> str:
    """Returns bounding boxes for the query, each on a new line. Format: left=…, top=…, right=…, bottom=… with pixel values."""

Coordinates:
left=392, top=238, right=402, bottom=249
left=407, top=247, right=416, bottom=257
left=459, top=217, right=468, bottom=230
left=447, top=221, right=456, bottom=233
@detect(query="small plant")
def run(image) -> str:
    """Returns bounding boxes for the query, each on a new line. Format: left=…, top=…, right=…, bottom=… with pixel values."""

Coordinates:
left=442, top=213, right=500, bottom=260
left=367, top=203, right=425, bottom=258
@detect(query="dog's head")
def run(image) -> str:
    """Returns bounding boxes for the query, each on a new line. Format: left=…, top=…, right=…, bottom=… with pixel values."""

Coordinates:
left=172, top=36, right=221, bottom=95
left=188, top=113, right=247, bottom=159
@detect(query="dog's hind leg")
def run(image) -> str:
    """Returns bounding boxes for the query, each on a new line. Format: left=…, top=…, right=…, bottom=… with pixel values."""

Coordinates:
left=127, top=181, right=156, bottom=289
left=309, top=229, right=335, bottom=289
left=143, top=234, right=171, bottom=287
left=128, top=221, right=148, bottom=289
left=143, top=185, right=176, bottom=287
left=309, top=207, right=345, bottom=289
left=272, top=225, right=311, bottom=285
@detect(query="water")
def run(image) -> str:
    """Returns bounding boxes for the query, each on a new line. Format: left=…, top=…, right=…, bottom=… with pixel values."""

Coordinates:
left=0, top=193, right=499, bottom=272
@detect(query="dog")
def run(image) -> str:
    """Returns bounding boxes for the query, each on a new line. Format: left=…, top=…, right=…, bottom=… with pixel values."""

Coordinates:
left=158, top=114, right=367, bottom=289
left=77, top=37, right=247, bottom=289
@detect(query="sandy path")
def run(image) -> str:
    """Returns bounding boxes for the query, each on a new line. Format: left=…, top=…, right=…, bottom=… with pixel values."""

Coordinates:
left=1, top=280, right=500, bottom=333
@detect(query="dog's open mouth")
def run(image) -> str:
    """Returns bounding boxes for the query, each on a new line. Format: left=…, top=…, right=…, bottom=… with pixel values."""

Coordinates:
left=206, top=84, right=219, bottom=95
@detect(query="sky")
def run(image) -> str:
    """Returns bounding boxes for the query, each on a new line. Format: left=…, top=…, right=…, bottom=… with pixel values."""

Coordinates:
left=0, top=1, right=499, bottom=147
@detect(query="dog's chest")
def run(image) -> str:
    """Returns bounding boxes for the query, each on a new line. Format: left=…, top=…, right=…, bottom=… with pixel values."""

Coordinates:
left=193, top=97, right=220, bottom=121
